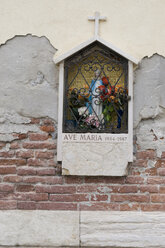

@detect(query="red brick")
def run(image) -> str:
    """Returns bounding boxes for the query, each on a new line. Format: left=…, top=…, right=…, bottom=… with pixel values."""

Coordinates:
left=159, top=186, right=165, bottom=193
left=36, top=185, right=76, bottom=194
left=35, top=151, right=54, bottom=159
left=40, top=126, right=55, bottom=132
left=80, top=203, right=119, bottom=211
left=16, top=150, right=34, bottom=158
left=77, top=185, right=98, bottom=193
left=15, top=193, right=48, bottom=201
left=0, top=200, right=17, bottom=210
left=13, top=133, right=27, bottom=140
left=147, top=177, right=165, bottom=184
left=111, top=194, right=149, bottom=203
left=0, top=143, right=6, bottom=149
left=17, top=167, right=37, bottom=175
left=151, top=194, right=165, bottom=203
left=139, top=185, right=158, bottom=193
left=23, top=176, right=62, bottom=184
left=16, top=185, right=35, bottom=192
left=0, top=166, right=16, bottom=174
left=99, top=185, right=119, bottom=193
left=0, top=193, right=14, bottom=200
left=0, top=151, right=15, bottom=158
left=23, top=142, right=56, bottom=149
left=161, top=152, right=165, bottom=158
left=64, top=176, right=83, bottom=184
left=118, top=185, right=138, bottom=193
left=91, top=194, right=108, bottom=201
left=37, top=168, right=56, bottom=176
left=83, top=177, right=105, bottom=184
left=141, top=204, right=165, bottom=211
left=133, top=160, right=148, bottom=167
left=17, top=201, right=36, bottom=210
left=120, top=203, right=140, bottom=211
left=47, top=159, right=57, bottom=167
left=158, top=168, right=165, bottom=176
left=36, top=202, right=77, bottom=210
left=3, top=176, right=22, bottom=183
left=0, top=184, right=14, bottom=192
left=84, top=176, right=125, bottom=184
left=10, top=142, right=20, bottom=149
left=125, top=176, right=144, bottom=184
left=144, top=168, right=157, bottom=176
left=155, top=160, right=165, bottom=168
left=50, top=194, right=89, bottom=202
left=42, top=119, right=54, bottom=125
left=27, top=158, right=46, bottom=166
left=97, top=185, right=138, bottom=194
left=136, top=150, right=156, bottom=159
left=29, top=133, right=49, bottom=141
left=104, top=177, right=125, bottom=184
left=129, top=170, right=141, bottom=176
left=0, top=159, right=26, bottom=166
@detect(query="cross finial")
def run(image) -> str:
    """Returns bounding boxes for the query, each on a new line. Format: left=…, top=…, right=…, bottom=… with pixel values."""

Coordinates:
left=88, top=12, right=106, bottom=38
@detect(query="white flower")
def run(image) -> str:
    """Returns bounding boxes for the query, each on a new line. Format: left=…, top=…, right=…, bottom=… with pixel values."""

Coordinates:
left=78, top=107, right=89, bottom=117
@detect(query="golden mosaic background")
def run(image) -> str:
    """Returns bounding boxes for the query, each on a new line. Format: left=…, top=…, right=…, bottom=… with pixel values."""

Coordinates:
left=67, top=54, right=126, bottom=90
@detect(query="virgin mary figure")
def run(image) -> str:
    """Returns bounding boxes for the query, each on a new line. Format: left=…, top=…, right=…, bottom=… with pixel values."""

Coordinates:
left=88, top=69, right=103, bottom=119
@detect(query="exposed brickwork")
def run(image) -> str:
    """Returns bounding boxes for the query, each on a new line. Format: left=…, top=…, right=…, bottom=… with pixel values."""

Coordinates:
left=0, top=117, right=165, bottom=211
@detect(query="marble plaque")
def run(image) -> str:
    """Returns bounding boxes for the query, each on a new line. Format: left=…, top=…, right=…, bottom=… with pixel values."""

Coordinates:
left=62, top=133, right=128, bottom=143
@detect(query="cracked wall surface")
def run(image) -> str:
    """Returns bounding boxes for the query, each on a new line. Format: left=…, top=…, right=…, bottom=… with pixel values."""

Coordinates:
left=0, top=35, right=58, bottom=122
left=134, top=54, right=165, bottom=157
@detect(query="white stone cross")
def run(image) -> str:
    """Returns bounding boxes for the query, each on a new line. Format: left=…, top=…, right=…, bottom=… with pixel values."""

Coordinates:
left=88, top=12, right=106, bottom=38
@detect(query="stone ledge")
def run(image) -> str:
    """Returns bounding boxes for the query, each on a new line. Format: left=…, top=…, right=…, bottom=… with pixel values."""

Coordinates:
left=0, top=210, right=79, bottom=247
left=81, top=211, right=165, bottom=247
left=1, top=211, right=165, bottom=247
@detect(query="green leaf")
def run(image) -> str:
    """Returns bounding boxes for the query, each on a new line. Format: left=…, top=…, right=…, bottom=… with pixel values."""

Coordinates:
left=109, top=105, right=114, bottom=112
left=103, top=108, right=107, bottom=114
left=106, top=115, right=110, bottom=122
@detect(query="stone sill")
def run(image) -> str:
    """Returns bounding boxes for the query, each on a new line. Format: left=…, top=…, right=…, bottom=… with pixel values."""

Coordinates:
left=0, top=211, right=165, bottom=248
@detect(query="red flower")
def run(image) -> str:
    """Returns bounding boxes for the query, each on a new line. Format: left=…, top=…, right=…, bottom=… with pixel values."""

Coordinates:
left=98, top=85, right=110, bottom=101
left=102, top=77, right=109, bottom=86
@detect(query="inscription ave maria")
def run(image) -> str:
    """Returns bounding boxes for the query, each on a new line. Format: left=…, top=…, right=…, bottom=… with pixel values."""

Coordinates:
left=62, top=133, right=128, bottom=143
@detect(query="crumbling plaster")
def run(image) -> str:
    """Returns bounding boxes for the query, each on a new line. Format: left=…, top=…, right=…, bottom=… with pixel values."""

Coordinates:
left=0, top=35, right=58, bottom=143
left=0, top=34, right=58, bottom=121
left=134, top=54, right=165, bottom=157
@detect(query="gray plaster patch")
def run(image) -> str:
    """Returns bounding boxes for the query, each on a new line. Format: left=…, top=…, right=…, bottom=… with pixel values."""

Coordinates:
left=0, top=34, right=58, bottom=120
left=134, top=54, right=165, bottom=155
left=134, top=54, right=165, bottom=128
left=0, top=108, right=31, bottom=124
left=0, top=108, right=41, bottom=142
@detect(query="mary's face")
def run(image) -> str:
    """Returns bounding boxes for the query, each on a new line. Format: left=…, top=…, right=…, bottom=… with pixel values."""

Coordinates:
left=95, top=69, right=100, bottom=78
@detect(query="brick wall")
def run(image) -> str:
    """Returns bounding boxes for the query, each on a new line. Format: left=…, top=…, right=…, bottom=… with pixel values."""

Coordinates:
left=0, top=117, right=165, bottom=211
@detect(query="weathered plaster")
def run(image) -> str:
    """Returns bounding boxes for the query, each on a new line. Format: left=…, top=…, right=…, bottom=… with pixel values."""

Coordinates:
left=0, top=109, right=40, bottom=142
left=134, top=54, right=165, bottom=157
left=0, top=34, right=58, bottom=120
